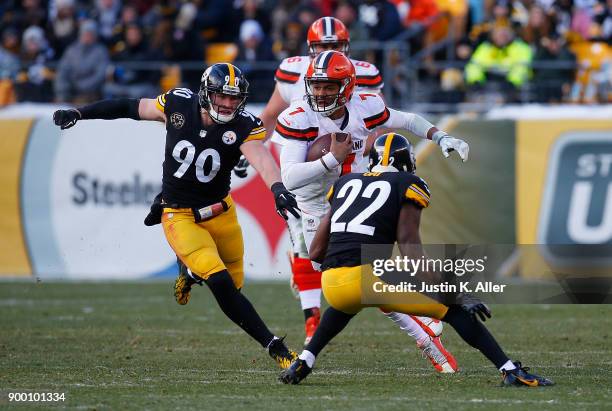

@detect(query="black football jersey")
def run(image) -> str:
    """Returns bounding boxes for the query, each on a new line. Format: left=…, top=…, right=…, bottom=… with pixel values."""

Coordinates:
left=321, top=171, right=431, bottom=270
left=156, top=88, right=265, bottom=207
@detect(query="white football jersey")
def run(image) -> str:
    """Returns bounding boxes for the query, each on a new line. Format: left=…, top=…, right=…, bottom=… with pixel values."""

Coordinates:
left=273, top=92, right=391, bottom=215
left=274, top=55, right=384, bottom=104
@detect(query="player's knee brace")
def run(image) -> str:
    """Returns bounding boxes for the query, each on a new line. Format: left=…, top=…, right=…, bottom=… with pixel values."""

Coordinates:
left=292, top=257, right=322, bottom=291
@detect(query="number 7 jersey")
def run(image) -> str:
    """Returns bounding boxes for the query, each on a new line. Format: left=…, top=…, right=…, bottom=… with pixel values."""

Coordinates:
left=155, top=87, right=265, bottom=207
left=322, top=171, right=431, bottom=270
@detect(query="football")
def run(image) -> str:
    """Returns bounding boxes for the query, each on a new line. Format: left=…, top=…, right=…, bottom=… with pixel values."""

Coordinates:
left=306, top=132, right=350, bottom=161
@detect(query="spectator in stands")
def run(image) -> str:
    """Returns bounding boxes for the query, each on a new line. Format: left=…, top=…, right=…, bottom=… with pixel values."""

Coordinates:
left=194, top=0, right=239, bottom=43
left=593, top=0, right=611, bottom=41
left=48, top=0, right=78, bottom=58
left=0, top=27, right=20, bottom=80
left=13, top=0, right=47, bottom=32
left=92, top=0, right=122, bottom=46
left=335, top=1, right=370, bottom=60
left=235, top=0, right=272, bottom=39
left=172, top=1, right=203, bottom=61
left=108, top=4, right=140, bottom=54
left=105, top=23, right=159, bottom=99
left=465, top=24, right=533, bottom=102
left=15, top=25, right=55, bottom=102
left=358, top=0, right=404, bottom=41
left=237, top=19, right=274, bottom=101
left=520, top=5, right=551, bottom=46
left=237, top=19, right=274, bottom=63
left=532, top=32, right=576, bottom=102
left=54, top=20, right=109, bottom=103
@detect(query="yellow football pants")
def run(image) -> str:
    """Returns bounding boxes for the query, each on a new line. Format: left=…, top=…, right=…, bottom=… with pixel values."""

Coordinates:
left=161, top=195, right=244, bottom=289
left=322, top=265, right=449, bottom=318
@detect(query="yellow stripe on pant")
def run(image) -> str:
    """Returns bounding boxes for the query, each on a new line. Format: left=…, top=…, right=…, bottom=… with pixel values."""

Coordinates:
left=0, top=119, right=33, bottom=276
left=322, top=265, right=449, bottom=318
left=161, top=195, right=244, bottom=289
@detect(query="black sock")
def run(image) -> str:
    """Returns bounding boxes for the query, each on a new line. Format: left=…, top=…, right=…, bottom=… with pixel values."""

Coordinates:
left=305, top=307, right=355, bottom=357
left=442, top=305, right=509, bottom=369
left=303, top=307, right=318, bottom=321
left=205, top=270, right=275, bottom=348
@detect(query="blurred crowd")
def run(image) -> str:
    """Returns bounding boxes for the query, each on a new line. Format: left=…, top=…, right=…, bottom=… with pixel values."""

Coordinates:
left=0, top=0, right=610, bottom=107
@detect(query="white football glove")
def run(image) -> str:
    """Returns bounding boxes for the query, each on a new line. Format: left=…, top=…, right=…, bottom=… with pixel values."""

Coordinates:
left=438, top=135, right=469, bottom=161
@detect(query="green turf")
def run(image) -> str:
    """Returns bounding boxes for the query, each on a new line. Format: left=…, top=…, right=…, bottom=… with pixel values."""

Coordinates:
left=0, top=281, right=610, bottom=410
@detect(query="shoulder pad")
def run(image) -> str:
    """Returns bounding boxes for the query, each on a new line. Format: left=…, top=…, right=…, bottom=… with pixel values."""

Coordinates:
left=156, top=87, right=196, bottom=113
left=238, top=111, right=266, bottom=142
left=275, top=104, right=318, bottom=141
left=356, top=93, right=390, bottom=130
left=403, top=174, right=431, bottom=209
left=275, top=56, right=307, bottom=84
left=352, top=59, right=384, bottom=90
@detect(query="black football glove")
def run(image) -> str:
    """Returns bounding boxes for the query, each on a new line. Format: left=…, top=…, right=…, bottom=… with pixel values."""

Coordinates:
left=233, top=155, right=249, bottom=178
left=458, top=292, right=492, bottom=322
left=53, top=109, right=81, bottom=130
left=271, top=182, right=300, bottom=220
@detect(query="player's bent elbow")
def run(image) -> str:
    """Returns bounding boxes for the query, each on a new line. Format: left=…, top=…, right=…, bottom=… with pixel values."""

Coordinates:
left=309, top=244, right=325, bottom=264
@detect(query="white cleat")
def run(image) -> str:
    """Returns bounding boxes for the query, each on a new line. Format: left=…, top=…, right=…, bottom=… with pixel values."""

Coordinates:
left=411, top=315, right=443, bottom=337
left=417, top=336, right=458, bottom=373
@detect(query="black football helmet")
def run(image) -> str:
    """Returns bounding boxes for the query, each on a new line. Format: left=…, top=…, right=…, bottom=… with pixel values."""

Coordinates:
left=369, top=133, right=416, bottom=173
left=199, top=63, right=249, bottom=123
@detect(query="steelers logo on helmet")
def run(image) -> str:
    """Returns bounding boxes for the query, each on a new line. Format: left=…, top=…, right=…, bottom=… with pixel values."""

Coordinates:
left=307, top=16, right=350, bottom=58
left=305, top=50, right=356, bottom=116
left=199, top=63, right=249, bottom=124
left=369, top=133, right=416, bottom=173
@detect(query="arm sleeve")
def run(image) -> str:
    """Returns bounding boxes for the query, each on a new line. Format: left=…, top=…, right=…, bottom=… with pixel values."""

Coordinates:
left=280, top=139, right=339, bottom=191
left=384, top=108, right=436, bottom=140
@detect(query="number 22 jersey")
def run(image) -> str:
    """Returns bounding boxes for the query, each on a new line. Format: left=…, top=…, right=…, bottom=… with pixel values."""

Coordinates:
left=322, top=171, right=431, bottom=270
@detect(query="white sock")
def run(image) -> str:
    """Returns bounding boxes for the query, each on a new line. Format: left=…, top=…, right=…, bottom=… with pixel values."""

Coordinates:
left=382, top=311, right=429, bottom=344
left=299, top=289, right=321, bottom=310
left=299, top=350, right=316, bottom=368
left=499, top=360, right=516, bottom=372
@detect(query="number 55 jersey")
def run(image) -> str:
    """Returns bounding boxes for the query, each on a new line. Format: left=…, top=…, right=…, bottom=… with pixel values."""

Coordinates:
left=155, top=88, right=265, bottom=207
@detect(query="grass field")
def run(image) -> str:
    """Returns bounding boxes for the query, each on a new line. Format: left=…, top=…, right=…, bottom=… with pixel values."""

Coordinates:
left=1, top=281, right=611, bottom=410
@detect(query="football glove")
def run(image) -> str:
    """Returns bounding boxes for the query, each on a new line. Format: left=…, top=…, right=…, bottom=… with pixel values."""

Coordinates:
left=53, top=109, right=81, bottom=130
left=438, top=135, right=469, bottom=162
left=271, top=182, right=300, bottom=220
left=458, top=292, right=491, bottom=322
left=233, top=155, right=249, bottom=178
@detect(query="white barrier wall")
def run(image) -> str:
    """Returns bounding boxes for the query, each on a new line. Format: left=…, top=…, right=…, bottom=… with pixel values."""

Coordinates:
left=1, top=106, right=291, bottom=280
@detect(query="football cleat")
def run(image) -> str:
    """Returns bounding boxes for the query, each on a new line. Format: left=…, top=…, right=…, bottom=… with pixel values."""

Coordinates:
left=173, top=259, right=203, bottom=305
left=502, top=362, right=554, bottom=387
left=279, top=359, right=312, bottom=384
left=410, top=315, right=443, bottom=337
left=268, top=336, right=298, bottom=370
left=304, top=307, right=321, bottom=346
left=417, top=336, right=458, bottom=373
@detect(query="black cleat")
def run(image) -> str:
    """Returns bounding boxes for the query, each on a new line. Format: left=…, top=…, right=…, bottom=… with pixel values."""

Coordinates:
left=279, top=359, right=312, bottom=384
left=268, top=336, right=298, bottom=369
left=502, top=362, right=554, bottom=387
left=173, top=259, right=202, bottom=305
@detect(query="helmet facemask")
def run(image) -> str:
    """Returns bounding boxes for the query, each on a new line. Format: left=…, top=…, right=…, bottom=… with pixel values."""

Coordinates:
left=199, top=67, right=249, bottom=124
left=308, top=40, right=350, bottom=59
left=305, top=77, right=350, bottom=116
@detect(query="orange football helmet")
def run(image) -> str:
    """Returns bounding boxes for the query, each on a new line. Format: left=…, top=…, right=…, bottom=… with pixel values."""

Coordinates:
left=305, top=50, right=356, bottom=115
left=307, top=17, right=350, bottom=58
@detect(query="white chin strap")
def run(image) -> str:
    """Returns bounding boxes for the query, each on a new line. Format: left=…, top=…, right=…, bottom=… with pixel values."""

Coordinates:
left=208, top=106, right=235, bottom=123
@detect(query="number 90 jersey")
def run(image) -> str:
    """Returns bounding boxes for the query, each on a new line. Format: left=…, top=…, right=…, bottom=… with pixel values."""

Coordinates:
left=322, top=171, right=431, bottom=270
left=155, top=87, right=265, bottom=207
